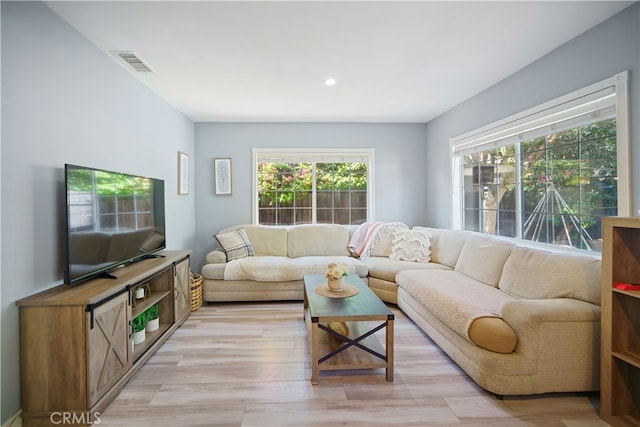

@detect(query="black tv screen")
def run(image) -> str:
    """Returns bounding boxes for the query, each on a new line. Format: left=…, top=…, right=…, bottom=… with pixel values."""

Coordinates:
left=64, top=164, right=166, bottom=285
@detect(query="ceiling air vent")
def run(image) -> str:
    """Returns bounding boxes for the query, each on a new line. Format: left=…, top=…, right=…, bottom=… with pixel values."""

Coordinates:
left=112, top=51, right=152, bottom=73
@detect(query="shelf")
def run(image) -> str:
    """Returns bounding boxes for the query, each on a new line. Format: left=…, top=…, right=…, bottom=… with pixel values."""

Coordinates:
left=609, top=357, right=640, bottom=425
left=16, top=250, right=192, bottom=427
left=613, top=287, right=640, bottom=299
left=132, top=290, right=171, bottom=318
left=613, top=351, right=640, bottom=370
left=610, top=415, right=640, bottom=427
left=602, top=217, right=640, bottom=426
left=609, top=225, right=640, bottom=286
left=132, top=321, right=172, bottom=360
left=611, top=292, right=640, bottom=361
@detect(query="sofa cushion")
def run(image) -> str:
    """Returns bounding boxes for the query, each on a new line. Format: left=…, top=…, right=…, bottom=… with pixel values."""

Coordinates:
left=468, top=317, right=517, bottom=354
left=390, top=229, right=431, bottom=262
left=455, top=235, right=516, bottom=287
left=368, top=277, right=399, bottom=304
left=287, top=224, right=350, bottom=257
left=205, top=249, right=227, bottom=264
left=364, top=256, right=451, bottom=282
left=223, top=255, right=367, bottom=281
left=499, top=246, right=601, bottom=305
left=215, top=229, right=255, bottom=261
left=396, top=269, right=516, bottom=348
left=414, top=228, right=469, bottom=268
left=241, top=225, right=288, bottom=256
left=201, top=262, right=225, bottom=280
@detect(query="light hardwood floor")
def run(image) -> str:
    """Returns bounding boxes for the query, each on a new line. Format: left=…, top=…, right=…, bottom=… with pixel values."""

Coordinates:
left=97, top=302, right=610, bottom=426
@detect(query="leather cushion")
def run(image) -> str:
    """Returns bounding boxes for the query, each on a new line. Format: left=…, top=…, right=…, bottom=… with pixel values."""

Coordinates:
left=467, top=316, right=517, bottom=354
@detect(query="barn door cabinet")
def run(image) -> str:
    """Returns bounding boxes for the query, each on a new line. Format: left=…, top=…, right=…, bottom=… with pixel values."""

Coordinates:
left=17, top=250, right=191, bottom=427
left=600, top=217, right=640, bottom=426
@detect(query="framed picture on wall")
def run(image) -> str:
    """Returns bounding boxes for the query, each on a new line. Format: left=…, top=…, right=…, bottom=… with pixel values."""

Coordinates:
left=178, top=151, right=189, bottom=195
left=214, top=158, right=232, bottom=195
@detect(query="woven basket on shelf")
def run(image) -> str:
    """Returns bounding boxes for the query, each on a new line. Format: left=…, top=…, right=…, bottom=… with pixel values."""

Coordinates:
left=190, top=273, right=203, bottom=312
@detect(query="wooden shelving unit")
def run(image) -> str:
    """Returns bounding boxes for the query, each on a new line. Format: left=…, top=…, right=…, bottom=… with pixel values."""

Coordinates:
left=130, top=267, right=176, bottom=361
left=601, top=217, right=640, bottom=427
left=16, top=250, right=191, bottom=427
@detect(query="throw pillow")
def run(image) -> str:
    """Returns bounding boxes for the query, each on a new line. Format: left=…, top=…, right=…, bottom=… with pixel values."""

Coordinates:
left=370, top=224, right=409, bottom=257
left=467, top=317, right=517, bottom=354
left=214, top=229, right=255, bottom=261
left=389, top=229, right=431, bottom=263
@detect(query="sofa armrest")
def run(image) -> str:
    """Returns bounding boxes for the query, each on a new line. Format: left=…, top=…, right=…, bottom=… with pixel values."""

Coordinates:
left=206, top=249, right=227, bottom=264
left=503, top=298, right=600, bottom=324
left=501, top=298, right=600, bottom=358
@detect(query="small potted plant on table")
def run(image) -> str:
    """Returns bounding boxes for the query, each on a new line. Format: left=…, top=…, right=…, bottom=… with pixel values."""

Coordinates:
left=145, top=304, right=160, bottom=332
left=132, top=314, right=146, bottom=345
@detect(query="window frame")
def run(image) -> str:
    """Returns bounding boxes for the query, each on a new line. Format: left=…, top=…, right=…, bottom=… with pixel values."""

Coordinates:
left=252, top=148, right=375, bottom=225
left=449, top=71, right=630, bottom=244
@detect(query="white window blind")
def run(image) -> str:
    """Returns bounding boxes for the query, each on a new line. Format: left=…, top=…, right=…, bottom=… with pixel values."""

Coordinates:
left=452, top=81, right=619, bottom=157
left=450, top=70, right=631, bottom=230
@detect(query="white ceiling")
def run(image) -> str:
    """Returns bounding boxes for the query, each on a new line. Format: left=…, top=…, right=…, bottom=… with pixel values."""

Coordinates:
left=46, top=1, right=633, bottom=123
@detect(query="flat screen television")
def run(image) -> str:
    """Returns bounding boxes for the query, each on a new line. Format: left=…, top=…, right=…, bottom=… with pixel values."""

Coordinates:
left=64, top=164, right=166, bottom=285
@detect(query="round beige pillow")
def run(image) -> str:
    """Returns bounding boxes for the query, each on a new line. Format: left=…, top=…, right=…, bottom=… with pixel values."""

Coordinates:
left=468, top=317, right=517, bottom=354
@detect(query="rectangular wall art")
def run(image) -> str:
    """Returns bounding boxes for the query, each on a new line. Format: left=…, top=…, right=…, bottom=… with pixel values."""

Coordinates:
left=178, top=151, right=189, bottom=195
left=214, top=158, right=232, bottom=195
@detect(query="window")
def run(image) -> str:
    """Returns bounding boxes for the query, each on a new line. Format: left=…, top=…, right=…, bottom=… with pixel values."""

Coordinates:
left=451, top=72, right=630, bottom=252
left=252, top=148, right=374, bottom=225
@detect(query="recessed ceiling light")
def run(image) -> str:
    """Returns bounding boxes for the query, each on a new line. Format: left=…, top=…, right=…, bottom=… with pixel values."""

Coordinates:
left=324, top=78, right=336, bottom=86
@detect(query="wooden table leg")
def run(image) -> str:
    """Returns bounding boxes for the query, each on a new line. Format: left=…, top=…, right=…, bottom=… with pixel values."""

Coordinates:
left=311, top=320, right=319, bottom=385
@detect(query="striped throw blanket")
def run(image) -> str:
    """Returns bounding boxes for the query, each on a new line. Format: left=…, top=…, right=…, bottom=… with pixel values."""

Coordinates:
left=348, top=221, right=407, bottom=260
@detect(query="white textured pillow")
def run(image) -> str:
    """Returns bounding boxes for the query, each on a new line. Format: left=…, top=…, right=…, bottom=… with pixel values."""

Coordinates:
left=214, top=229, right=255, bottom=261
left=390, top=229, right=431, bottom=263
left=370, top=224, right=409, bottom=257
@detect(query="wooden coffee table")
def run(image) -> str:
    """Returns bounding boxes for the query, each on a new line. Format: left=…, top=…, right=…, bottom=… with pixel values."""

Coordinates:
left=303, top=274, right=394, bottom=384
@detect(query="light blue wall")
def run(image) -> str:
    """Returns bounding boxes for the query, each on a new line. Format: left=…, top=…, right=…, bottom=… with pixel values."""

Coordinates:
left=0, top=2, right=195, bottom=422
left=425, top=3, right=640, bottom=228
left=3, top=0, right=639, bottom=423
left=194, top=122, right=428, bottom=270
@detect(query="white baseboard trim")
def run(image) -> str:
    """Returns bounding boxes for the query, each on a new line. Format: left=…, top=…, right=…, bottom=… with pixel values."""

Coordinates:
left=2, top=410, right=22, bottom=427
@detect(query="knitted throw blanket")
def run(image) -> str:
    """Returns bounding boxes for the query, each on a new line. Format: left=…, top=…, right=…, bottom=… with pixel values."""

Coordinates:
left=348, top=221, right=407, bottom=261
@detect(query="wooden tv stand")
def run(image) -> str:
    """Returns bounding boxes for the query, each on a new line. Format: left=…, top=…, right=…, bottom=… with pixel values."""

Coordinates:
left=16, top=250, right=192, bottom=427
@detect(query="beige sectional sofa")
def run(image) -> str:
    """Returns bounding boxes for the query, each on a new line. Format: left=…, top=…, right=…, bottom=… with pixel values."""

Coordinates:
left=201, top=223, right=602, bottom=396
left=395, top=228, right=601, bottom=395
left=201, top=224, right=368, bottom=301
